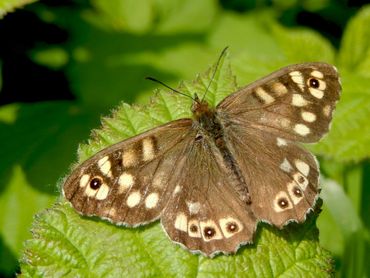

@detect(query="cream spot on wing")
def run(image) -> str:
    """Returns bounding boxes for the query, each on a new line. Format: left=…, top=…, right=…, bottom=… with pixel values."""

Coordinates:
left=310, top=70, right=324, bottom=79
left=98, top=155, right=109, bottom=165
left=173, top=185, right=181, bottom=194
left=323, top=105, right=331, bottom=117
left=145, top=193, right=159, bottom=209
left=309, top=87, right=324, bottom=99
left=79, top=174, right=90, bottom=188
left=126, top=191, right=141, bottom=208
left=273, top=191, right=293, bottom=212
left=186, top=202, right=201, bottom=215
left=317, top=79, right=327, bottom=90
left=276, top=137, right=288, bottom=147
left=287, top=181, right=304, bottom=205
left=122, top=149, right=137, bottom=168
left=289, top=71, right=305, bottom=91
left=199, top=220, right=223, bottom=241
left=85, top=185, right=98, bottom=197
left=294, top=124, right=310, bottom=136
left=295, top=159, right=310, bottom=176
left=301, top=111, right=316, bottom=122
left=118, top=172, right=134, bottom=193
left=255, top=87, right=274, bottom=104
left=280, top=158, right=293, bottom=173
left=188, top=220, right=201, bottom=238
left=96, top=183, right=110, bottom=200
left=174, top=213, right=188, bottom=232
left=272, top=82, right=288, bottom=96
left=293, top=172, right=309, bottom=190
left=142, top=137, right=155, bottom=161
left=98, top=156, right=112, bottom=177
left=219, top=217, right=243, bottom=238
left=292, top=94, right=309, bottom=107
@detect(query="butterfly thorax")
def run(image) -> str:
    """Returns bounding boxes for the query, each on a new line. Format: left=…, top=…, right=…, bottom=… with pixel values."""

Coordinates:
left=192, top=97, right=223, bottom=142
left=192, top=96, right=252, bottom=204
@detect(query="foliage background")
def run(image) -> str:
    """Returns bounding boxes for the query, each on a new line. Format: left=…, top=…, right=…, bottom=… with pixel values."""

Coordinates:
left=0, top=0, right=369, bottom=277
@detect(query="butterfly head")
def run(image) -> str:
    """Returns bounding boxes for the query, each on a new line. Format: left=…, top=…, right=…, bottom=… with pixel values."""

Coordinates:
left=191, top=94, right=214, bottom=121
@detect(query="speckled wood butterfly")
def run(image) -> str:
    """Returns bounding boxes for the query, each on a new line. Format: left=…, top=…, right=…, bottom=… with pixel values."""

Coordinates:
left=63, top=55, right=341, bottom=257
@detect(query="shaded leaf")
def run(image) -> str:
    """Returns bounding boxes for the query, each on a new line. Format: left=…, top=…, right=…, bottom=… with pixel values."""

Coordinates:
left=0, top=101, right=101, bottom=275
left=21, top=201, right=333, bottom=277
left=338, top=4, right=370, bottom=73
left=270, top=23, right=335, bottom=64
left=0, top=0, right=36, bottom=18
left=310, top=73, right=370, bottom=162
left=0, top=166, right=55, bottom=275
left=0, top=102, right=100, bottom=193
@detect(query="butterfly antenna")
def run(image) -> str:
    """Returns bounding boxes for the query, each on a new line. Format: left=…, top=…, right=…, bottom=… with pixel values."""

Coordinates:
left=201, top=46, right=229, bottom=102
left=145, top=77, right=194, bottom=101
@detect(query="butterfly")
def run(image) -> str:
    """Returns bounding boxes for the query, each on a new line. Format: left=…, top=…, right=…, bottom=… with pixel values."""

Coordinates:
left=63, top=56, right=341, bottom=257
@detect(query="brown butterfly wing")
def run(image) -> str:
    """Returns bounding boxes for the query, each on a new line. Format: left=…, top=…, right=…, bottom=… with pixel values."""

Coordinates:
left=217, top=62, right=341, bottom=143
left=160, top=133, right=257, bottom=256
left=63, top=118, right=258, bottom=256
left=222, top=125, right=319, bottom=227
left=215, top=62, right=340, bottom=227
left=63, top=119, right=195, bottom=226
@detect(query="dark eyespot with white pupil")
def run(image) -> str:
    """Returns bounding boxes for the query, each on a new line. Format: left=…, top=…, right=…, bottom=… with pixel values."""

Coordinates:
left=308, top=78, right=320, bottom=88
left=293, top=186, right=303, bottom=197
left=204, top=227, right=216, bottom=238
left=278, top=198, right=289, bottom=208
left=90, top=177, right=103, bottom=190
left=226, top=222, right=239, bottom=233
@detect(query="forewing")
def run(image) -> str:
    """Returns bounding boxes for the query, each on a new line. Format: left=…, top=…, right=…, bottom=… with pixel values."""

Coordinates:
left=161, top=136, right=257, bottom=257
left=63, top=119, right=195, bottom=226
left=217, top=62, right=341, bottom=143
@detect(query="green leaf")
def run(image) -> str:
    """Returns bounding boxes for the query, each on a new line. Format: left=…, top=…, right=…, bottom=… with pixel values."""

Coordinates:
left=21, top=201, right=332, bottom=277
left=0, top=102, right=100, bottom=193
left=85, top=0, right=218, bottom=34
left=153, top=0, right=218, bottom=34
left=229, top=11, right=335, bottom=86
left=269, top=23, right=335, bottom=64
left=319, top=178, right=366, bottom=278
left=0, top=102, right=18, bottom=124
left=310, top=72, right=370, bottom=162
left=320, top=178, right=363, bottom=241
left=87, top=0, right=155, bottom=33
left=0, top=0, right=36, bottom=18
left=21, top=54, right=333, bottom=277
left=0, top=102, right=100, bottom=274
left=0, top=166, right=55, bottom=275
left=338, top=4, right=370, bottom=73
left=29, top=47, right=69, bottom=70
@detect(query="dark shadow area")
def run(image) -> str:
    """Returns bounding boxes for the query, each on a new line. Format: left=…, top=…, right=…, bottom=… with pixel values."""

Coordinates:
left=0, top=102, right=101, bottom=195
left=0, top=10, right=73, bottom=105
left=0, top=236, right=18, bottom=278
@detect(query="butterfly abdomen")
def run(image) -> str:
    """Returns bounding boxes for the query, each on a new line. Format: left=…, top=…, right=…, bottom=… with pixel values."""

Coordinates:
left=193, top=100, right=252, bottom=205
